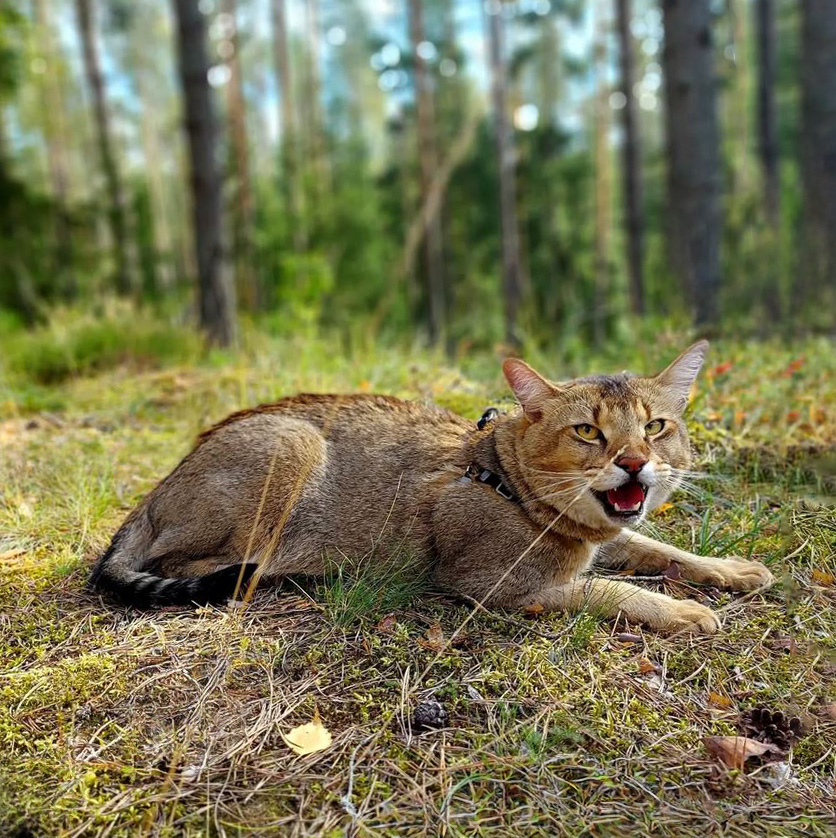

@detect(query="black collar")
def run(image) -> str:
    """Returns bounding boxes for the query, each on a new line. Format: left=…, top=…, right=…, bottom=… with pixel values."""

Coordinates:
left=464, top=463, right=517, bottom=503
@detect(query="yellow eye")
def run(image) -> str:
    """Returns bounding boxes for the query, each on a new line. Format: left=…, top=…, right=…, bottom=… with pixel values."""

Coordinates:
left=645, top=419, right=665, bottom=436
left=575, top=424, right=602, bottom=441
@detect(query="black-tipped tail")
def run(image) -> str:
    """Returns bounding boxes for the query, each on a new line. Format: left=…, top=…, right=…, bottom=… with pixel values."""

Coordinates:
left=89, top=561, right=259, bottom=609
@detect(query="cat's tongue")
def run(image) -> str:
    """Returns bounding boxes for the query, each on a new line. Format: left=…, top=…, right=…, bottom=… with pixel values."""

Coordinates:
left=606, top=481, right=645, bottom=513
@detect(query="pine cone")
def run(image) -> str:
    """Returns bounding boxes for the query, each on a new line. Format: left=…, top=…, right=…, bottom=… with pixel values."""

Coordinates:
left=740, top=707, right=803, bottom=749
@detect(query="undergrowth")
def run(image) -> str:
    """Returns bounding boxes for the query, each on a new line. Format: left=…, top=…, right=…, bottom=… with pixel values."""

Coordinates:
left=0, top=312, right=834, bottom=837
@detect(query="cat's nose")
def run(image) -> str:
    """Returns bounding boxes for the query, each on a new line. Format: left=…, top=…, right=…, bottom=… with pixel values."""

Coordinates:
left=615, top=455, right=647, bottom=475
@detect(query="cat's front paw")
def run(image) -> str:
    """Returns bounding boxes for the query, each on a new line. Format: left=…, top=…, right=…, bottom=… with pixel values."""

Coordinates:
left=664, top=600, right=721, bottom=636
left=691, top=557, right=774, bottom=591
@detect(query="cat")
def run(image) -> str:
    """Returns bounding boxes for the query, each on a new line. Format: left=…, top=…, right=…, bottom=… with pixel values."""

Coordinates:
left=90, top=340, right=774, bottom=634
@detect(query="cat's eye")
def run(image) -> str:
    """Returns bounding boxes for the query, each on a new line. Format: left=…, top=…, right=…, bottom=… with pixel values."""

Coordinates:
left=645, top=419, right=665, bottom=436
left=575, top=424, right=602, bottom=441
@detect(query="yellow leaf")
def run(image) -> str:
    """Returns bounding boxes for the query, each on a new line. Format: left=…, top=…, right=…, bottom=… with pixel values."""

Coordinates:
left=811, top=569, right=835, bottom=587
left=707, top=691, right=733, bottom=710
left=281, top=710, right=332, bottom=756
left=656, top=502, right=674, bottom=514
left=0, top=549, right=27, bottom=562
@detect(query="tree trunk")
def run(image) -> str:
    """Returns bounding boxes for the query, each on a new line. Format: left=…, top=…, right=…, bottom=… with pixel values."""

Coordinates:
left=662, top=0, right=722, bottom=329
left=171, top=0, right=236, bottom=346
left=136, top=69, right=175, bottom=292
left=799, top=0, right=836, bottom=307
left=408, top=0, right=447, bottom=346
left=616, top=0, right=645, bottom=317
left=486, top=3, right=522, bottom=348
left=75, top=0, right=132, bottom=296
left=755, top=0, right=779, bottom=228
left=222, top=0, right=257, bottom=310
left=31, top=0, right=77, bottom=299
left=727, top=0, right=751, bottom=192
left=271, top=0, right=306, bottom=251
left=592, top=0, right=613, bottom=346
left=304, top=0, right=329, bottom=211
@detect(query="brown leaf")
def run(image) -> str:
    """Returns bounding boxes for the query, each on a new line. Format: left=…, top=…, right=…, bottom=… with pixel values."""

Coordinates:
left=376, top=613, right=396, bottom=634
left=811, top=569, right=835, bottom=587
left=664, top=562, right=682, bottom=581
left=522, top=602, right=545, bottom=616
left=703, top=736, right=784, bottom=771
left=0, top=549, right=27, bottom=562
left=418, top=623, right=446, bottom=652
left=707, top=692, right=734, bottom=710
left=614, top=632, right=642, bottom=645
left=639, top=658, right=661, bottom=675
left=769, top=635, right=804, bottom=655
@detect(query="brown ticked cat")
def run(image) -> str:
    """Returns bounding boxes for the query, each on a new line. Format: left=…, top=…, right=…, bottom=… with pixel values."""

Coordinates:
left=90, top=341, right=773, bottom=634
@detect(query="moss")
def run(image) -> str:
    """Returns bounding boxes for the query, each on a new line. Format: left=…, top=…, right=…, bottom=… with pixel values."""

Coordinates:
left=1, top=331, right=835, bottom=835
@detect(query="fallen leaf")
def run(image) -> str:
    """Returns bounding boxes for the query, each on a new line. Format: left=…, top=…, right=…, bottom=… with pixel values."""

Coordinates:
left=769, top=635, right=804, bottom=655
left=703, top=736, right=784, bottom=771
left=614, top=632, right=642, bottom=645
left=0, top=549, right=27, bottom=562
left=522, top=602, right=545, bottom=616
left=664, top=562, right=682, bottom=581
left=656, top=501, right=674, bottom=514
left=780, top=358, right=805, bottom=377
left=786, top=410, right=801, bottom=423
left=281, top=710, right=332, bottom=756
left=707, top=692, right=734, bottom=710
left=639, top=658, right=661, bottom=675
left=810, top=404, right=827, bottom=425
left=811, top=569, right=835, bottom=587
left=418, top=623, right=446, bottom=652
left=713, top=362, right=733, bottom=376
left=376, top=613, right=396, bottom=634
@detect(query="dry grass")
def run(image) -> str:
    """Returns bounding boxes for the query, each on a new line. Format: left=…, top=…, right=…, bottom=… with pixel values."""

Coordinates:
left=1, top=326, right=835, bottom=837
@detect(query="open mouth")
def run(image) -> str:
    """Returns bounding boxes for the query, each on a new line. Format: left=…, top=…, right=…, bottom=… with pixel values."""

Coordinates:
left=594, top=480, right=647, bottom=518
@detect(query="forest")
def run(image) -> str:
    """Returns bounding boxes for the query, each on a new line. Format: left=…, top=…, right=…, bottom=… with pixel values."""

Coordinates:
left=1, top=1, right=836, bottom=836
left=1, top=0, right=834, bottom=351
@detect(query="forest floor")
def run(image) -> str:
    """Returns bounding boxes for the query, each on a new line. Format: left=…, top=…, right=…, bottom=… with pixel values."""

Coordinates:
left=1, top=316, right=835, bottom=837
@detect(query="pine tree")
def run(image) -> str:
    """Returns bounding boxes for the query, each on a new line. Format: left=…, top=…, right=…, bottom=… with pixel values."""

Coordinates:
left=171, top=0, right=236, bottom=345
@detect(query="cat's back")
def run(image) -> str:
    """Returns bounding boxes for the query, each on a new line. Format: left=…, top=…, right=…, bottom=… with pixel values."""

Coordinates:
left=197, top=393, right=472, bottom=467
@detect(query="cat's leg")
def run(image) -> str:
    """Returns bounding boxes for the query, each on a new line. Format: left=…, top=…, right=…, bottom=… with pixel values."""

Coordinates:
left=530, top=577, right=721, bottom=635
left=595, top=530, right=774, bottom=591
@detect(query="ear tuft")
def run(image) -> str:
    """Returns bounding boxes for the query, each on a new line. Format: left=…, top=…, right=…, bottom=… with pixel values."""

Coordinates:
left=655, top=340, right=709, bottom=408
left=502, top=359, right=557, bottom=421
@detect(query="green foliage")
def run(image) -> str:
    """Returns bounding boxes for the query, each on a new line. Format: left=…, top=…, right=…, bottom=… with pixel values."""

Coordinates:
left=319, top=550, right=432, bottom=627
left=0, top=325, right=835, bottom=836
left=1, top=308, right=201, bottom=384
left=0, top=4, right=26, bottom=99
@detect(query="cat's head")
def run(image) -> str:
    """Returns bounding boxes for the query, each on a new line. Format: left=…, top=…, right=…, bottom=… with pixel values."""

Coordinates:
left=502, top=341, right=708, bottom=532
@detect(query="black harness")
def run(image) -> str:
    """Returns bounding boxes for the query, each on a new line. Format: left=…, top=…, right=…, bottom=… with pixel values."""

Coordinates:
left=464, top=407, right=518, bottom=503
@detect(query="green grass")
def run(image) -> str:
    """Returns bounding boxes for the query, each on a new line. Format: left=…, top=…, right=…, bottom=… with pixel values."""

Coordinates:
left=1, top=313, right=835, bottom=836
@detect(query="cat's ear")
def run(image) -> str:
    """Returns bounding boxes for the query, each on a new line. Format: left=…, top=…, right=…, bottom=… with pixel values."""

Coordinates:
left=654, top=340, right=709, bottom=409
left=502, top=359, right=558, bottom=422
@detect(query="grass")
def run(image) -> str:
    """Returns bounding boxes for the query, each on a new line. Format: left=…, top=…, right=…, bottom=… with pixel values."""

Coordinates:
left=1, top=313, right=835, bottom=836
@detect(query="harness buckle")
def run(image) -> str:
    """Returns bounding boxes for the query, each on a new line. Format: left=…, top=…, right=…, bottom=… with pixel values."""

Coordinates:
left=495, top=482, right=514, bottom=500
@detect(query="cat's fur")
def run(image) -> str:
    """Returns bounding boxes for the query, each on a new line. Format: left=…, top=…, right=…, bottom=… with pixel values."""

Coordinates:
left=90, top=341, right=774, bottom=634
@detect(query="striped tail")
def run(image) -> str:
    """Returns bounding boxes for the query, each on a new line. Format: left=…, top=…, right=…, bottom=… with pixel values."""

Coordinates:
left=89, top=538, right=257, bottom=609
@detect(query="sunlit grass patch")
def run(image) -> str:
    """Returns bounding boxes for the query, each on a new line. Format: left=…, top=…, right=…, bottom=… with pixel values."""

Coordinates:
left=0, top=324, right=835, bottom=836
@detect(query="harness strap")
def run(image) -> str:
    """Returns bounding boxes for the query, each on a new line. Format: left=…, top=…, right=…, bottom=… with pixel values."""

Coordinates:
left=464, top=463, right=517, bottom=503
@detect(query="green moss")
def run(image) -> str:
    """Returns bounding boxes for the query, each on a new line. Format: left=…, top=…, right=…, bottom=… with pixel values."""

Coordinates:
left=0, top=329, right=835, bottom=835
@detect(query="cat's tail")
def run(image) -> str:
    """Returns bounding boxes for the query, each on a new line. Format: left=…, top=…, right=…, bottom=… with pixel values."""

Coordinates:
left=88, top=517, right=257, bottom=609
